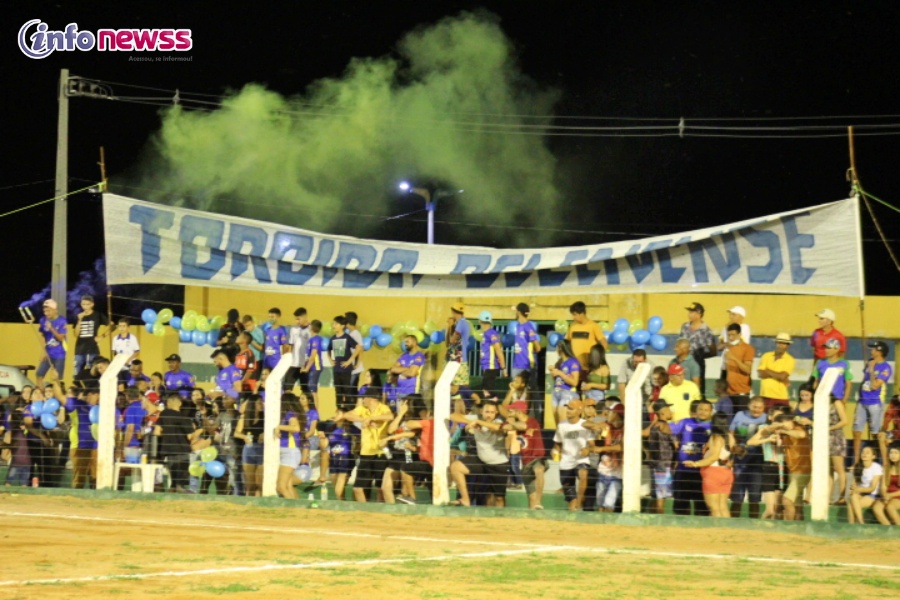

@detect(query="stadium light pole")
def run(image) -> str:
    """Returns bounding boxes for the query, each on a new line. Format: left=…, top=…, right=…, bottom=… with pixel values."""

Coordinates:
left=52, top=69, right=70, bottom=318
left=398, top=181, right=463, bottom=245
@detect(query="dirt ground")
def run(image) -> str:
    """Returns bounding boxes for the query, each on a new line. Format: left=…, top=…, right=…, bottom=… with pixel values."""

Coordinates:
left=0, top=493, right=898, bottom=599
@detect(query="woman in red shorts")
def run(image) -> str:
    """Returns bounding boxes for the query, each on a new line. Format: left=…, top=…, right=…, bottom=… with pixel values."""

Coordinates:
left=684, top=412, right=734, bottom=518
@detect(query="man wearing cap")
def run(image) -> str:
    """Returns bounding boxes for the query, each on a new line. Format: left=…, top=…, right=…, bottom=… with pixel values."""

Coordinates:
left=723, top=323, right=756, bottom=415
left=212, top=348, right=243, bottom=402
left=335, top=388, right=394, bottom=502
left=565, top=301, right=608, bottom=370
left=504, top=399, right=547, bottom=509
left=757, top=333, right=796, bottom=411
left=164, top=354, right=196, bottom=399
left=552, top=399, right=594, bottom=510
left=72, top=295, right=109, bottom=375
left=648, top=399, right=677, bottom=514
left=658, top=363, right=702, bottom=423
left=478, top=311, right=506, bottom=399
left=447, top=302, right=472, bottom=387
left=679, top=302, right=717, bottom=398
left=810, top=309, right=846, bottom=379
left=717, top=306, right=751, bottom=379
left=669, top=338, right=702, bottom=389
left=853, top=341, right=893, bottom=466
left=30, top=298, right=68, bottom=388
left=813, top=338, right=853, bottom=405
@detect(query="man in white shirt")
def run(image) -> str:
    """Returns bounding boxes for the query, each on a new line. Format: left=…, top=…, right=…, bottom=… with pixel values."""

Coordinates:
left=345, top=311, right=366, bottom=388
left=553, top=399, right=595, bottom=511
left=285, top=307, right=310, bottom=393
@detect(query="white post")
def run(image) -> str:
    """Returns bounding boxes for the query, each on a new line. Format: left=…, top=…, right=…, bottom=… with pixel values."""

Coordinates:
left=431, top=361, right=460, bottom=505
left=622, top=362, right=651, bottom=513
left=262, top=354, right=292, bottom=497
left=811, top=367, right=840, bottom=521
left=96, top=353, right=130, bottom=490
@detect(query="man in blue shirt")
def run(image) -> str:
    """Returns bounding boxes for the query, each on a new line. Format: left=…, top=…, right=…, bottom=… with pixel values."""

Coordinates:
left=212, top=348, right=243, bottom=403
left=32, top=298, right=68, bottom=388
left=671, top=399, right=713, bottom=516
left=164, top=354, right=196, bottom=399
left=728, top=396, right=769, bottom=518
left=263, top=307, right=290, bottom=370
left=854, top=340, right=893, bottom=466
left=391, top=335, right=426, bottom=399
left=478, top=311, right=506, bottom=400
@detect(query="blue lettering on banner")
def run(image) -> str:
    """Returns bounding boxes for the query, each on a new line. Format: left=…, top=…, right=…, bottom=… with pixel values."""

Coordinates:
left=782, top=214, right=816, bottom=284
left=740, top=227, right=782, bottom=283
left=226, top=224, right=271, bottom=282
left=688, top=232, right=741, bottom=283
left=180, top=216, right=225, bottom=280
left=452, top=254, right=492, bottom=275
left=503, top=255, right=541, bottom=287
left=130, top=204, right=174, bottom=273
left=574, top=248, right=613, bottom=286
left=270, top=232, right=316, bottom=285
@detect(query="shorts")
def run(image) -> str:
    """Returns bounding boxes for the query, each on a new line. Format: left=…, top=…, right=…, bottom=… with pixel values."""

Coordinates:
left=584, top=389, right=605, bottom=402
left=729, top=462, right=763, bottom=503
left=460, top=455, right=509, bottom=498
left=596, top=474, right=622, bottom=510
left=762, top=397, right=791, bottom=412
left=355, top=455, right=386, bottom=490
left=700, top=465, right=734, bottom=495
left=308, top=370, right=321, bottom=393
left=522, top=458, right=548, bottom=494
left=451, top=361, right=470, bottom=386
left=300, top=436, right=321, bottom=451
left=279, top=447, right=301, bottom=468
left=385, top=455, right=408, bottom=473
left=829, top=429, right=847, bottom=457
left=37, top=356, right=66, bottom=379
left=330, top=453, right=353, bottom=475
left=242, top=443, right=263, bottom=466
left=481, top=369, right=501, bottom=395
left=552, top=388, right=579, bottom=408
left=400, top=458, right=432, bottom=482
left=653, top=467, right=673, bottom=499
left=760, top=462, right=786, bottom=493
left=5, top=466, right=30, bottom=486
left=854, top=403, right=884, bottom=434
left=559, top=464, right=589, bottom=502
left=783, top=473, right=812, bottom=504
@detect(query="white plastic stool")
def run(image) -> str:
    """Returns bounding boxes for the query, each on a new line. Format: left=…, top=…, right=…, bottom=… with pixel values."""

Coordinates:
left=113, top=462, right=165, bottom=492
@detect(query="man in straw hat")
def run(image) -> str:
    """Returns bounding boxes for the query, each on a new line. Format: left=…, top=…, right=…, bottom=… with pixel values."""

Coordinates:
left=757, top=333, right=796, bottom=412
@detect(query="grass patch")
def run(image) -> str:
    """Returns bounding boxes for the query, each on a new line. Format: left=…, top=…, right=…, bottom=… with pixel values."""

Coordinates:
left=201, top=583, right=259, bottom=593
left=860, top=578, right=900, bottom=590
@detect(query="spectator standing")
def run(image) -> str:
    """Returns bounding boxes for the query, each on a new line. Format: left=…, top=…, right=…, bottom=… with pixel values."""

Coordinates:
left=875, top=434, right=900, bottom=524
left=345, top=311, right=366, bottom=389
left=121, top=387, right=147, bottom=466
left=330, top=316, right=361, bottom=410
left=658, top=364, right=702, bottom=423
left=757, top=333, right=795, bottom=411
left=565, top=301, right=608, bottom=370
left=671, top=399, right=713, bottom=516
left=241, top=315, right=265, bottom=362
left=853, top=341, right=893, bottom=467
left=274, top=393, right=304, bottom=499
left=66, top=386, right=100, bottom=489
left=618, top=349, right=655, bottom=403
left=553, top=399, right=593, bottom=511
left=549, top=340, right=581, bottom=427
left=593, top=403, right=625, bottom=513
left=212, top=349, right=243, bottom=404
left=670, top=338, right=702, bottom=389
left=111, top=318, right=141, bottom=371
left=285, top=308, right=311, bottom=394
left=723, top=323, right=756, bottom=415
left=447, top=303, right=472, bottom=387
left=390, top=335, right=426, bottom=399
left=72, top=295, right=108, bottom=375
left=263, top=308, right=290, bottom=371
left=769, top=414, right=812, bottom=521
left=302, top=321, right=324, bottom=408
left=216, top=308, right=243, bottom=350
left=728, top=397, right=768, bottom=519
left=31, top=299, right=68, bottom=387
left=336, top=388, right=393, bottom=502
left=647, top=400, right=678, bottom=514
left=164, top=354, right=196, bottom=399
left=155, top=393, right=200, bottom=493
left=505, top=399, right=546, bottom=509
left=234, top=332, right=259, bottom=393
left=583, top=344, right=611, bottom=405
left=449, top=401, right=511, bottom=507
left=234, top=394, right=264, bottom=496
left=511, top=302, right=540, bottom=382
left=717, top=306, right=751, bottom=379
left=683, top=412, right=734, bottom=518
left=813, top=338, right=853, bottom=413
left=477, top=311, right=506, bottom=400
left=809, top=309, right=846, bottom=381
left=679, top=302, right=717, bottom=399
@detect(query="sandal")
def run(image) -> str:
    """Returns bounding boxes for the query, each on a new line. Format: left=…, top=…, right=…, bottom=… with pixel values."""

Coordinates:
left=833, top=498, right=846, bottom=505
left=532, top=504, right=544, bottom=510
left=449, top=500, right=469, bottom=507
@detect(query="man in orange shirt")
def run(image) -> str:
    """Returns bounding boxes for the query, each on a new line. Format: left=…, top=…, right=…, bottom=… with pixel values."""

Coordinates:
left=565, top=301, right=608, bottom=370
left=723, top=322, right=755, bottom=415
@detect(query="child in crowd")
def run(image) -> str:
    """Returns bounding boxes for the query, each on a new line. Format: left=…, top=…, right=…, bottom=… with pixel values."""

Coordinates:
left=594, top=404, right=624, bottom=513
left=647, top=400, right=677, bottom=514
left=848, top=445, right=887, bottom=524
left=876, top=434, right=900, bottom=524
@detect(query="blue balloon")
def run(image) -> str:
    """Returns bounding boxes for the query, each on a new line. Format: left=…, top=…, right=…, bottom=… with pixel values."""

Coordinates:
left=506, top=321, right=518, bottom=336
left=192, top=329, right=207, bottom=347
left=145, top=322, right=155, bottom=334
left=650, top=333, right=668, bottom=351
left=179, top=328, right=193, bottom=343
left=41, top=413, right=58, bottom=429
left=603, top=330, right=613, bottom=341
left=170, top=316, right=182, bottom=329
left=89, top=405, right=100, bottom=424
left=611, top=330, right=629, bottom=345
left=629, top=339, right=645, bottom=352
left=548, top=332, right=561, bottom=348
left=294, top=464, right=311, bottom=482
left=369, top=325, right=383, bottom=338
left=141, top=308, right=157, bottom=324
left=363, top=337, right=373, bottom=351
left=207, top=330, right=218, bottom=346
left=205, top=460, right=226, bottom=478
left=647, top=316, right=663, bottom=335
left=430, top=330, right=445, bottom=344
left=31, top=401, right=44, bottom=416
left=376, top=333, right=393, bottom=348
left=43, top=398, right=60, bottom=414
left=419, top=337, right=430, bottom=349
left=502, top=334, right=515, bottom=348
left=614, top=318, right=630, bottom=332
left=320, top=336, right=331, bottom=351
left=631, top=329, right=651, bottom=346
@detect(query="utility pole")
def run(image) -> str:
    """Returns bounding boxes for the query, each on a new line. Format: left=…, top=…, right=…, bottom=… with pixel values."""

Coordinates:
left=52, top=68, right=70, bottom=318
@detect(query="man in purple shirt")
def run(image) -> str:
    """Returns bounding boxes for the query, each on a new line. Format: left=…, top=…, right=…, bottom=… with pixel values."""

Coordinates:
left=32, top=298, right=68, bottom=387
left=478, top=311, right=507, bottom=400
left=447, top=303, right=472, bottom=387
left=212, top=348, right=243, bottom=402
left=263, top=307, right=291, bottom=370
left=164, top=354, right=196, bottom=398
left=670, top=399, right=713, bottom=517
left=391, top=335, right=426, bottom=399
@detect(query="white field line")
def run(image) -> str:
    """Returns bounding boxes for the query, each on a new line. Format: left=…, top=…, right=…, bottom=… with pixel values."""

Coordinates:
left=0, top=546, right=570, bottom=587
left=1, top=509, right=898, bottom=576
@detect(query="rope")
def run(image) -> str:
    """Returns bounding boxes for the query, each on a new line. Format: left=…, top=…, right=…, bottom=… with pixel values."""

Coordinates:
left=856, top=186, right=900, bottom=273
left=0, top=183, right=102, bottom=219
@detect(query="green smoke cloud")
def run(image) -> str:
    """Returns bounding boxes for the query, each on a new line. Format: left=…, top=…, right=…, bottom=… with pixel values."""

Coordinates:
left=135, top=12, right=562, bottom=246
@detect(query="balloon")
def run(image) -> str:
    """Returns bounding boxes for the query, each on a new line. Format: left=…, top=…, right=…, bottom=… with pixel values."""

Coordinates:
left=502, top=334, right=515, bottom=348
left=179, top=329, right=193, bottom=343
left=209, top=315, right=225, bottom=329
left=390, top=322, right=405, bottom=336
left=192, top=330, right=207, bottom=346
left=90, top=423, right=99, bottom=440
left=181, top=314, right=197, bottom=331
left=611, top=330, right=629, bottom=345
left=405, top=320, right=419, bottom=333
left=537, top=334, right=547, bottom=348
left=548, top=332, right=561, bottom=348
left=376, top=333, right=393, bottom=348
left=183, top=309, right=198, bottom=320
left=419, top=337, right=430, bottom=349
left=170, top=316, right=182, bottom=329
left=473, top=329, right=484, bottom=342
left=157, top=308, right=174, bottom=324
left=554, top=319, right=569, bottom=334
left=631, top=329, right=651, bottom=346
left=369, top=325, right=383, bottom=338
left=205, top=460, right=226, bottom=478
left=41, top=413, right=58, bottom=429
left=647, top=316, right=663, bottom=335
left=189, top=461, right=206, bottom=477
left=628, top=319, right=644, bottom=335
left=320, top=337, right=331, bottom=351
left=145, top=323, right=155, bottom=334
left=650, top=333, right=668, bottom=351
left=360, top=324, right=371, bottom=336
left=616, top=343, right=629, bottom=352
left=294, top=464, right=311, bottom=482
left=430, top=330, right=445, bottom=344
left=413, top=330, right=425, bottom=343
left=598, top=320, right=610, bottom=331
left=141, top=308, right=157, bottom=324
left=614, top=318, right=629, bottom=332
left=320, top=321, right=334, bottom=338
left=89, top=405, right=100, bottom=424
left=506, top=320, right=518, bottom=336
left=195, top=316, right=211, bottom=333
left=363, top=337, right=373, bottom=351
left=31, top=401, right=44, bottom=416
left=423, top=321, right=438, bottom=335
left=207, top=330, right=218, bottom=346
left=44, top=398, right=60, bottom=414
left=152, top=322, right=165, bottom=337
left=199, top=446, right=219, bottom=462
left=603, top=330, right=613, bottom=342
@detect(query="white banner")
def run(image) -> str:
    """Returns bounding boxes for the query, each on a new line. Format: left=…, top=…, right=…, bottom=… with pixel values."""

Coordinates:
left=103, top=193, right=863, bottom=297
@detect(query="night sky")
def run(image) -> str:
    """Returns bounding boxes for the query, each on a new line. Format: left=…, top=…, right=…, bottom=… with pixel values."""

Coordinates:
left=3, top=1, right=899, bottom=322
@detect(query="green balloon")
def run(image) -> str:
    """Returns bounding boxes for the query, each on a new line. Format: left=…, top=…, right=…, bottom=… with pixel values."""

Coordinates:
left=423, top=320, right=438, bottom=335
left=628, top=319, right=644, bottom=334
left=413, top=330, right=425, bottom=343
left=196, top=315, right=211, bottom=332
left=360, top=324, right=371, bottom=336
left=199, top=446, right=218, bottom=462
left=152, top=321, right=165, bottom=336
left=157, top=308, right=174, bottom=324
left=554, top=319, right=569, bottom=334
left=188, top=461, right=206, bottom=477
left=537, top=334, right=547, bottom=348
left=473, top=329, right=484, bottom=342
left=181, top=314, right=197, bottom=331
left=320, top=321, right=334, bottom=338
left=209, top=315, right=225, bottom=329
